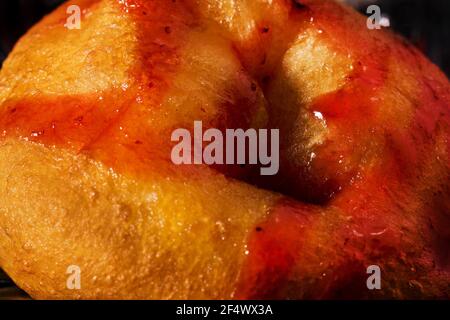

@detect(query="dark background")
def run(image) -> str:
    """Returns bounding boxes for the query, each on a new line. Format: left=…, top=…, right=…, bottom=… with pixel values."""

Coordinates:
left=0, top=0, right=449, bottom=76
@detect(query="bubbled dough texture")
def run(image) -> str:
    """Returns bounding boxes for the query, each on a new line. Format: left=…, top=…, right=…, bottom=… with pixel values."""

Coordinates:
left=0, top=0, right=280, bottom=299
left=0, top=139, right=279, bottom=299
left=0, top=0, right=134, bottom=99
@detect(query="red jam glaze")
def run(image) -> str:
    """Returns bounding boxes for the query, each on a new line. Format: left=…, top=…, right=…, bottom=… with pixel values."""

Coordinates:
left=0, top=0, right=262, bottom=178
left=235, top=199, right=314, bottom=299
left=230, top=0, right=393, bottom=203
left=290, top=0, right=391, bottom=203
left=0, top=93, right=127, bottom=150
left=236, top=0, right=450, bottom=298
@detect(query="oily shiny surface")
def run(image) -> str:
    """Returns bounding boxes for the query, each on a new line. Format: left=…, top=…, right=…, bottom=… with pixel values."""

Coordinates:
left=0, top=0, right=449, bottom=299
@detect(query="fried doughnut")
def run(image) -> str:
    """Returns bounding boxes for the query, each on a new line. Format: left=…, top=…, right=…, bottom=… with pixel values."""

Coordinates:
left=0, top=0, right=449, bottom=299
